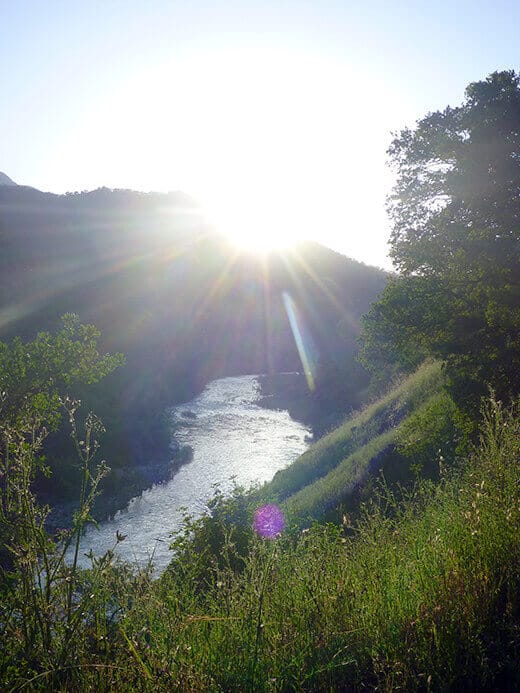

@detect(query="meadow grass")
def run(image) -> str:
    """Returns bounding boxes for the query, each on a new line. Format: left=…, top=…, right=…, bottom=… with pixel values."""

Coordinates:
left=2, top=386, right=519, bottom=691
left=282, top=427, right=397, bottom=522
left=282, top=388, right=462, bottom=527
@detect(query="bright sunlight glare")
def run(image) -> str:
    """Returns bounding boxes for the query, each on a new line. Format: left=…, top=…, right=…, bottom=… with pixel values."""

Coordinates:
left=56, top=45, right=400, bottom=265
left=203, top=190, right=308, bottom=252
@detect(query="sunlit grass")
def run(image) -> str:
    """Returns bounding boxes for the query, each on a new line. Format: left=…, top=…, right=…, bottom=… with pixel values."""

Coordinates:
left=2, top=384, right=519, bottom=691
left=116, top=396, right=519, bottom=691
left=261, top=360, right=444, bottom=505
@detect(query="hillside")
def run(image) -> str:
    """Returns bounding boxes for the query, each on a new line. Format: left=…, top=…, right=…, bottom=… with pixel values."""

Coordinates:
left=257, top=360, right=453, bottom=524
left=0, top=185, right=388, bottom=511
left=0, top=185, right=387, bottom=380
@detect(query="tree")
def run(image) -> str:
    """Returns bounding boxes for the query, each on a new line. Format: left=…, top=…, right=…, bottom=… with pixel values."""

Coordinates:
left=0, top=315, right=124, bottom=568
left=361, top=71, right=520, bottom=407
left=0, top=323, right=130, bottom=689
left=0, top=313, right=125, bottom=429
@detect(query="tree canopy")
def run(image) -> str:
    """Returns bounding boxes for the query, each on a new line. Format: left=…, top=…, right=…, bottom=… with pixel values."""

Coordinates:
left=361, top=71, right=520, bottom=407
left=0, top=314, right=125, bottom=429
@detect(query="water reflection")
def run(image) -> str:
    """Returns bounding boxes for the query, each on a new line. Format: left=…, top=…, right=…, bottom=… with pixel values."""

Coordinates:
left=76, top=375, right=310, bottom=572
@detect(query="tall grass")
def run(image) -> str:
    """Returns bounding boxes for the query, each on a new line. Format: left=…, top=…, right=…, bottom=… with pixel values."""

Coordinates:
left=2, top=393, right=519, bottom=690
left=283, top=427, right=397, bottom=522
left=112, top=395, right=518, bottom=691
left=0, top=400, right=151, bottom=691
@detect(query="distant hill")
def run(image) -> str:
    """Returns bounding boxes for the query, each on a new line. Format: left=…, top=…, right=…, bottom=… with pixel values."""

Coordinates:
left=0, top=185, right=388, bottom=385
left=0, top=184, right=389, bottom=507
left=0, top=171, right=17, bottom=186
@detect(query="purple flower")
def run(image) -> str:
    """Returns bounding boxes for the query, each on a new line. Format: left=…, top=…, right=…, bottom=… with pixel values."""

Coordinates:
left=253, top=504, right=285, bottom=539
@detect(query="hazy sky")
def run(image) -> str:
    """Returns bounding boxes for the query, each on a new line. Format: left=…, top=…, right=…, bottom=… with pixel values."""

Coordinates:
left=2, top=1, right=520, bottom=268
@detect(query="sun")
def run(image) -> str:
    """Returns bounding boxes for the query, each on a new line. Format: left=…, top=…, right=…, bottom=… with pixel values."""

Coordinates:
left=226, top=230, right=297, bottom=253
left=206, top=197, right=304, bottom=253
left=190, top=143, right=309, bottom=252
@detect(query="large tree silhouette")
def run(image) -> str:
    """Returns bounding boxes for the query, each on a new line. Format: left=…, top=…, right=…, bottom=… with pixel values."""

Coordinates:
left=362, top=71, right=520, bottom=407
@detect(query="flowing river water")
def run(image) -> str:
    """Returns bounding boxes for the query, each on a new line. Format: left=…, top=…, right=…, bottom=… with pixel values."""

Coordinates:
left=75, top=375, right=311, bottom=573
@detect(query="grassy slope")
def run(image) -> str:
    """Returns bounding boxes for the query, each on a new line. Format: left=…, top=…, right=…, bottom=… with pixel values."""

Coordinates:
left=121, top=396, right=519, bottom=691
left=2, top=366, right=519, bottom=690
left=259, top=360, right=445, bottom=522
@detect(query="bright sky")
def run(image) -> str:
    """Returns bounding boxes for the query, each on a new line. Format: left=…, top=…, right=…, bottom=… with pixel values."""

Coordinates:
left=2, top=1, right=520, bottom=268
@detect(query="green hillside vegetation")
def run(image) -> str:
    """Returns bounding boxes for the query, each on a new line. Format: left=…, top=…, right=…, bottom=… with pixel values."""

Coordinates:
left=136, top=398, right=520, bottom=691
left=260, top=361, right=449, bottom=518
left=283, top=372, right=461, bottom=524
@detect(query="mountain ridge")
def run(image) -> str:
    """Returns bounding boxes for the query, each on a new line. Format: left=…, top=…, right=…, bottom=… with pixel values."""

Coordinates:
left=0, top=171, right=17, bottom=186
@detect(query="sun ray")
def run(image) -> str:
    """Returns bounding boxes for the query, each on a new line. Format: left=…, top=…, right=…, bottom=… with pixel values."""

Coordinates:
left=190, top=247, right=242, bottom=328
left=282, top=291, right=317, bottom=391
left=283, top=246, right=360, bottom=333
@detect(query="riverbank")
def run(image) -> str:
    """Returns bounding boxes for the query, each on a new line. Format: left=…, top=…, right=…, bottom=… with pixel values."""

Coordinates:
left=56, top=374, right=310, bottom=571
left=46, top=442, right=195, bottom=532
left=257, top=371, right=356, bottom=437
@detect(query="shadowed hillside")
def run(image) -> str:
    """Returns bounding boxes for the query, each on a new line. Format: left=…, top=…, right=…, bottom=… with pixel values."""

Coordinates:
left=0, top=186, right=387, bottom=380
left=0, top=185, right=388, bottom=510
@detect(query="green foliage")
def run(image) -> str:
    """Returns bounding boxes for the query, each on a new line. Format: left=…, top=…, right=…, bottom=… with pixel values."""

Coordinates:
left=359, top=276, right=432, bottom=378
left=33, top=394, right=518, bottom=691
left=0, top=315, right=126, bottom=522
left=0, top=320, right=146, bottom=690
left=0, top=313, right=125, bottom=430
left=1, top=376, right=519, bottom=690
left=396, top=390, right=459, bottom=474
left=127, top=397, right=520, bottom=691
left=167, top=483, right=257, bottom=589
left=361, top=70, right=520, bottom=409
left=0, top=400, right=141, bottom=691
left=388, top=71, right=520, bottom=272
left=284, top=427, right=398, bottom=523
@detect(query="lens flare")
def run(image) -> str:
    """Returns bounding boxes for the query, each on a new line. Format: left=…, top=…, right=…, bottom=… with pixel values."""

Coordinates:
left=253, top=504, right=285, bottom=539
left=282, top=291, right=318, bottom=391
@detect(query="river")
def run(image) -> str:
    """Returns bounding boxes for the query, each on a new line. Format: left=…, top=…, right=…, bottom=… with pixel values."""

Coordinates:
left=75, top=374, right=311, bottom=572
